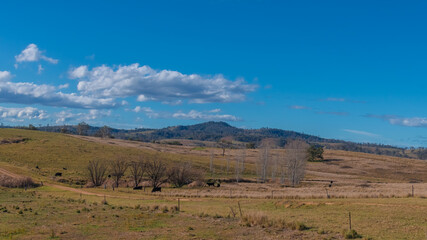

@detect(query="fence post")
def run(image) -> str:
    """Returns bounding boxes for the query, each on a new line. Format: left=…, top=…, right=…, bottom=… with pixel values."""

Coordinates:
left=411, top=185, right=414, bottom=197
left=349, top=212, right=352, bottom=230
left=238, top=201, right=243, bottom=218
left=178, top=198, right=180, bottom=212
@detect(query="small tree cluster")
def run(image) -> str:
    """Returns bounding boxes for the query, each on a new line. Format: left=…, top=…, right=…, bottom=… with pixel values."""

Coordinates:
left=168, top=162, right=203, bottom=187
left=307, top=145, right=324, bottom=162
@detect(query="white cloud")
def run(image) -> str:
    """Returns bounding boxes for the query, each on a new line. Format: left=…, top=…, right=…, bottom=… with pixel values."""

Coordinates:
left=365, top=114, right=427, bottom=128
left=0, top=71, right=12, bottom=82
left=209, top=108, right=221, bottom=113
left=71, top=63, right=257, bottom=103
left=68, top=65, right=88, bottom=79
left=55, top=109, right=111, bottom=124
left=37, top=64, right=44, bottom=74
left=172, top=110, right=239, bottom=121
left=343, top=129, right=380, bottom=137
left=289, top=105, right=310, bottom=110
left=132, top=106, right=159, bottom=118
left=0, top=70, right=115, bottom=109
left=0, top=106, right=48, bottom=121
left=15, top=44, right=58, bottom=64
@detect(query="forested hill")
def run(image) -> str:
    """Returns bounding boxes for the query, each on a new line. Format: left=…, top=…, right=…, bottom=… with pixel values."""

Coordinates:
left=9, top=121, right=426, bottom=159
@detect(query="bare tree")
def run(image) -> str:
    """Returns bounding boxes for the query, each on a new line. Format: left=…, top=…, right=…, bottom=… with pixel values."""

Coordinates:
left=77, top=122, right=90, bottom=136
left=168, top=162, right=203, bottom=188
left=256, top=144, right=269, bottom=183
left=285, top=139, right=309, bottom=187
left=110, top=157, right=128, bottom=188
left=279, top=151, right=286, bottom=184
left=129, top=158, right=145, bottom=188
left=87, top=159, right=108, bottom=186
left=226, top=155, right=230, bottom=175
left=146, top=157, right=168, bottom=190
left=209, top=151, right=214, bottom=175
left=95, top=125, right=111, bottom=138
left=235, top=148, right=246, bottom=183
left=271, top=152, right=279, bottom=182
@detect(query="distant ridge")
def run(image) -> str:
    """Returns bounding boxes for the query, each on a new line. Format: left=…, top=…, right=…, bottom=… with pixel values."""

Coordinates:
left=10, top=121, right=425, bottom=159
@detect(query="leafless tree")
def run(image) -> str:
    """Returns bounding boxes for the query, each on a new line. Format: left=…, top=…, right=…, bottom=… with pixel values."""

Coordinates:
left=146, top=157, right=168, bottom=189
left=257, top=144, right=269, bottom=183
left=226, top=155, right=230, bottom=175
left=129, top=158, right=145, bottom=188
left=279, top=151, right=286, bottom=184
left=285, top=139, right=309, bottom=187
left=87, top=159, right=108, bottom=186
left=235, top=148, right=246, bottom=183
left=110, top=157, right=128, bottom=188
left=168, top=162, right=203, bottom=188
left=209, top=151, right=214, bottom=175
left=271, top=152, right=279, bottom=182
left=95, top=125, right=111, bottom=138
left=77, top=122, right=90, bottom=135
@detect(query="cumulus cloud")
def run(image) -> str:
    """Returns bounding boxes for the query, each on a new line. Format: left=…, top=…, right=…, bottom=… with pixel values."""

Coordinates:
left=172, top=110, right=239, bottom=121
left=0, top=71, right=116, bottom=109
left=132, top=106, right=159, bottom=118
left=0, top=106, right=48, bottom=122
left=55, top=109, right=111, bottom=123
left=70, top=63, right=257, bottom=103
left=15, top=44, right=58, bottom=64
left=343, top=129, right=380, bottom=137
left=68, top=65, right=88, bottom=79
left=366, top=114, right=427, bottom=127
left=0, top=71, right=12, bottom=82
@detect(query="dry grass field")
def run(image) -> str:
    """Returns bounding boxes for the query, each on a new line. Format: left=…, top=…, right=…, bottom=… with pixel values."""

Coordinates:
left=1, top=128, right=427, bottom=239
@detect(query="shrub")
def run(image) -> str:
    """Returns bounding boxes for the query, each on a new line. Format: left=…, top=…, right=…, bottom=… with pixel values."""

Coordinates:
left=344, top=229, right=362, bottom=239
left=0, top=175, right=38, bottom=188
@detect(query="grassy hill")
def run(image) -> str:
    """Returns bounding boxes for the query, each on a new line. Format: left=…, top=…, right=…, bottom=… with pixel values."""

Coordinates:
left=1, top=128, right=427, bottom=239
left=24, top=121, right=422, bottom=160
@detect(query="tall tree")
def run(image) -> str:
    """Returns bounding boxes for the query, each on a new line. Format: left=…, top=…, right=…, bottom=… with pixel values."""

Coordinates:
left=285, top=139, right=309, bottom=187
left=87, top=159, right=108, bottom=186
left=110, top=157, right=128, bottom=188
left=129, top=158, right=145, bottom=188
left=146, top=157, right=168, bottom=190
left=77, top=122, right=90, bottom=136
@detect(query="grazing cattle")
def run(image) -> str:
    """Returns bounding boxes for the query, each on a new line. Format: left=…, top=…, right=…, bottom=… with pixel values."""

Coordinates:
left=206, top=179, right=221, bottom=187
left=63, top=167, right=67, bottom=170
left=35, top=165, right=39, bottom=169
left=55, top=172, right=62, bottom=177
left=133, top=186, right=143, bottom=190
left=151, top=187, right=162, bottom=192
left=329, top=181, right=334, bottom=188
left=206, top=182, right=215, bottom=187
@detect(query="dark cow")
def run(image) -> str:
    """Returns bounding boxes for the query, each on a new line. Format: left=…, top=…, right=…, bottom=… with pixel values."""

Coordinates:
left=63, top=167, right=67, bottom=170
left=55, top=172, right=62, bottom=177
left=206, top=179, right=221, bottom=187
left=151, top=187, right=162, bottom=192
left=329, top=181, right=334, bottom=188
left=133, top=186, right=143, bottom=190
left=206, top=182, right=215, bottom=187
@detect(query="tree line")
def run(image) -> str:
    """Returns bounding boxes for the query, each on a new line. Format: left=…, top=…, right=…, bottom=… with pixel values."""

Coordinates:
left=87, top=156, right=204, bottom=192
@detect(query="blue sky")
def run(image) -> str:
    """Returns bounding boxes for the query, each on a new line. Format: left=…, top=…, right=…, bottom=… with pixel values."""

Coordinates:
left=0, top=0, right=426, bottom=147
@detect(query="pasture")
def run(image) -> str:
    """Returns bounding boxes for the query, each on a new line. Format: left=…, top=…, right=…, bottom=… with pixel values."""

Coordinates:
left=1, top=129, right=427, bottom=239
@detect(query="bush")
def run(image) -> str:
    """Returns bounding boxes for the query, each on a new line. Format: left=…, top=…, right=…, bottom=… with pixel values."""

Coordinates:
left=344, top=229, right=362, bottom=239
left=0, top=175, right=38, bottom=188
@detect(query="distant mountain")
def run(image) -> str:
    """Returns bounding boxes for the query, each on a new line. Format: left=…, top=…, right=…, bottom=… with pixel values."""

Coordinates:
left=10, top=121, right=423, bottom=159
